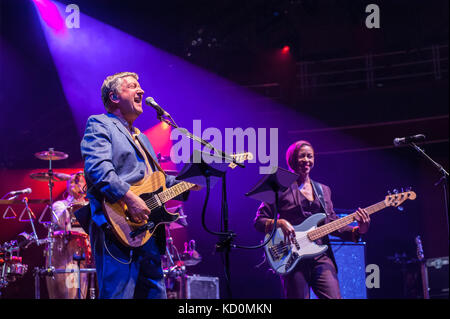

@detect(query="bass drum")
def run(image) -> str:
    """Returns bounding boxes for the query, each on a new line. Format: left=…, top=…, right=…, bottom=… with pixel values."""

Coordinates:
left=45, top=231, right=93, bottom=299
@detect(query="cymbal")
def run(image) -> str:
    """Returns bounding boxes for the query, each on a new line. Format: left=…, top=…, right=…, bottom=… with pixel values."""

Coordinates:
left=34, top=150, right=68, bottom=161
left=29, top=172, right=71, bottom=182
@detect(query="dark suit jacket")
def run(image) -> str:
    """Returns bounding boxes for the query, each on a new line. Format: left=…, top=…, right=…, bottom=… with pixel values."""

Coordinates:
left=254, top=180, right=356, bottom=271
left=79, top=113, right=184, bottom=254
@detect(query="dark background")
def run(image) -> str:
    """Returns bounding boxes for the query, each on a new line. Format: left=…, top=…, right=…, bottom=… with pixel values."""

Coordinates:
left=0, top=0, right=448, bottom=299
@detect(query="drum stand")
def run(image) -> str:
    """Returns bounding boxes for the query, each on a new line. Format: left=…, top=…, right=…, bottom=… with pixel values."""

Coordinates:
left=164, top=228, right=186, bottom=278
left=163, top=228, right=187, bottom=299
left=31, top=150, right=58, bottom=298
left=31, top=149, right=96, bottom=299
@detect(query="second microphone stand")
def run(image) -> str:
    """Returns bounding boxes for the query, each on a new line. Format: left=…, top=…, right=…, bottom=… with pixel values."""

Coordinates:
left=409, top=142, right=449, bottom=238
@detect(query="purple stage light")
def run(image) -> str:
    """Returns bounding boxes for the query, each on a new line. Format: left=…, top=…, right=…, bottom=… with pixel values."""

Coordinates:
left=32, top=1, right=323, bottom=142
left=31, top=0, right=67, bottom=36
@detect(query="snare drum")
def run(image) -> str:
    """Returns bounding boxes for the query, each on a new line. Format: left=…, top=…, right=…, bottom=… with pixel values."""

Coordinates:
left=45, top=230, right=93, bottom=299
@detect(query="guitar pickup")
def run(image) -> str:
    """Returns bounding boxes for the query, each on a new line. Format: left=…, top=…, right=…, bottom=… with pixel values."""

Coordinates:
left=268, top=242, right=289, bottom=260
left=268, top=246, right=279, bottom=260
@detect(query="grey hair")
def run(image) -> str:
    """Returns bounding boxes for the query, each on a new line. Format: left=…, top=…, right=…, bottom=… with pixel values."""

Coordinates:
left=101, top=72, right=139, bottom=111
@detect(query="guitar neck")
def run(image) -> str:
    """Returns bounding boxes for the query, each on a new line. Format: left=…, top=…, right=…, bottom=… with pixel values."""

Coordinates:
left=154, top=152, right=252, bottom=205
left=157, top=181, right=196, bottom=205
left=308, top=200, right=387, bottom=241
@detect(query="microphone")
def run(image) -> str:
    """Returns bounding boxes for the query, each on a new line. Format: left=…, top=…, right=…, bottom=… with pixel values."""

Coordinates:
left=9, top=188, right=32, bottom=196
left=393, top=134, right=426, bottom=146
left=145, top=97, right=170, bottom=117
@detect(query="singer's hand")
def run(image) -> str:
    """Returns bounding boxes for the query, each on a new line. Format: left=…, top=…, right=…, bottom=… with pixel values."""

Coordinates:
left=122, top=190, right=150, bottom=223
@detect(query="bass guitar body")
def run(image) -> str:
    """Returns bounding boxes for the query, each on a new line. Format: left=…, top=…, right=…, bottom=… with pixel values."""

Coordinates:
left=264, top=213, right=328, bottom=275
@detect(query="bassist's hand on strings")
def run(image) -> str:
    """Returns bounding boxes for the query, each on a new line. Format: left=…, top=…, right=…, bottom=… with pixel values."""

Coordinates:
left=267, top=218, right=296, bottom=244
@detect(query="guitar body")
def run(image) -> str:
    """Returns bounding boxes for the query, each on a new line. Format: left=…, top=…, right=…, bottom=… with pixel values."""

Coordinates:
left=264, top=213, right=328, bottom=275
left=103, top=171, right=179, bottom=247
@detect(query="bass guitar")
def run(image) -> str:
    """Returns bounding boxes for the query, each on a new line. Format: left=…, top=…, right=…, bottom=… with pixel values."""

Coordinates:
left=264, top=190, right=416, bottom=275
left=103, top=152, right=253, bottom=247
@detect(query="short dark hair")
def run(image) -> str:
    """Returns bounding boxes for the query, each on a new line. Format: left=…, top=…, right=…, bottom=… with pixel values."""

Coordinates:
left=286, top=140, right=313, bottom=172
left=101, top=72, right=139, bottom=111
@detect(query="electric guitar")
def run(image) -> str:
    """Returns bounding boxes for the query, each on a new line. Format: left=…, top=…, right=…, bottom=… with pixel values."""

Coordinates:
left=415, top=235, right=429, bottom=299
left=264, top=190, right=416, bottom=275
left=103, top=152, right=253, bottom=247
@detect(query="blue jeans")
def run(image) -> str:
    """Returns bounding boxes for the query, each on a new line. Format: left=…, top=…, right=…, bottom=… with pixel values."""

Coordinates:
left=89, top=222, right=167, bottom=299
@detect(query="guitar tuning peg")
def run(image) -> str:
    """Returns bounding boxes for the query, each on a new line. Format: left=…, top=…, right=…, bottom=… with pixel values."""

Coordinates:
left=387, top=190, right=392, bottom=195
left=401, top=187, right=404, bottom=193
left=397, top=206, right=404, bottom=212
left=393, top=189, right=399, bottom=194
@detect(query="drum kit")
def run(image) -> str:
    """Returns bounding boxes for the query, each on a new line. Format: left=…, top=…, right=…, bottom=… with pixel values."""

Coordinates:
left=0, top=148, right=94, bottom=299
left=1, top=149, right=202, bottom=299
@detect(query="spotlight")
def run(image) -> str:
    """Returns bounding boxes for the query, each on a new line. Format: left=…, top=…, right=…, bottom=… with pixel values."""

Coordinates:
left=281, top=45, right=290, bottom=54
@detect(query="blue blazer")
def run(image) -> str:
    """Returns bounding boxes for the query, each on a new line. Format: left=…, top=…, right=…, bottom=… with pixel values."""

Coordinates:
left=78, top=113, right=182, bottom=248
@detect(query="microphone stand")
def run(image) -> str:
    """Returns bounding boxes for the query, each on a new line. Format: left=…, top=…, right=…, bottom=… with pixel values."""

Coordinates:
left=409, top=142, right=449, bottom=238
left=153, top=112, right=243, bottom=298
left=153, top=111, right=298, bottom=298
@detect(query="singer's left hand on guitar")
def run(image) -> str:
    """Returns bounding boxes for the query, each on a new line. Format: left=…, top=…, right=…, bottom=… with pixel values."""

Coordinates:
left=122, top=190, right=150, bottom=223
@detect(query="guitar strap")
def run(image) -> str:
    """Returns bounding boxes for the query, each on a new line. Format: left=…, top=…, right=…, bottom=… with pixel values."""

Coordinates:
left=304, top=180, right=340, bottom=272
left=311, top=180, right=328, bottom=215
left=136, top=134, right=166, bottom=176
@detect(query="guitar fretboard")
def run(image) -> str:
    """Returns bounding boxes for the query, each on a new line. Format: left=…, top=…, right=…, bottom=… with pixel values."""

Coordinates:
left=157, top=181, right=196, bottom=205
left=307, top=200, right=387, bottom=241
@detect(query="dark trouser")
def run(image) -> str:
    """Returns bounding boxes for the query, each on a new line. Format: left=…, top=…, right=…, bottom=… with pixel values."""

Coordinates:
left=281, top=253, right=341, bottom=299
left=89, top=222, right=166, bottom=299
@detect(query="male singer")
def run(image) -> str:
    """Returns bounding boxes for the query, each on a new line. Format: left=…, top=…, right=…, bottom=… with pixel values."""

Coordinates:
left=79, top=72, right=190, bottom=298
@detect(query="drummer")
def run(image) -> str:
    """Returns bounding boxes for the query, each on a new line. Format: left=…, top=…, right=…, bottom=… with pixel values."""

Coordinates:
left=52, top=172, right=88, bottom=234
